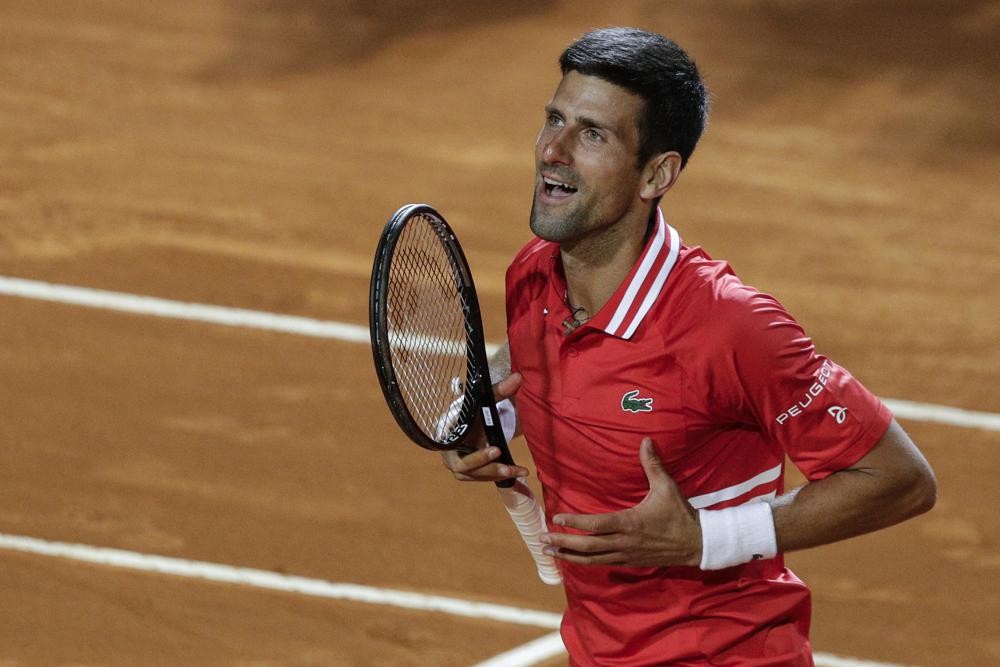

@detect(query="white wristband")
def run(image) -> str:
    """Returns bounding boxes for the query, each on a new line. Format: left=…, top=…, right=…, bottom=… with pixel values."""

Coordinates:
left=497, top=398, right=517, bottom=442
left=698, top=502, right=778, bottom=571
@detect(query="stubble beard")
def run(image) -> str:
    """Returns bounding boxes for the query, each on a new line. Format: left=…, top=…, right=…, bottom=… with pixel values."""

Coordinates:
left=529, top=187, right=647, bottom=269
left=529, top=192, right=589, bottom=244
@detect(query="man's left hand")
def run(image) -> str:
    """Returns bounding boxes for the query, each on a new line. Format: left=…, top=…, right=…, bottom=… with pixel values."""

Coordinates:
left=541, top=438, right=702, bottom=568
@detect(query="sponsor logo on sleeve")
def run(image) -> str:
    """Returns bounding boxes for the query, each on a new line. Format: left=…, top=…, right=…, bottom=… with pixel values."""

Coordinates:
left=775, top=360, right=834, bottom=425
left=827, top=406, right=848, bottom=424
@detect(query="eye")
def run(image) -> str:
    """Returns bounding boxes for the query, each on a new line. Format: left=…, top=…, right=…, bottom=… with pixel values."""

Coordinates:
left=583, top=128, right=605, bottom=143
left=546, top=112, right=563, bottom=127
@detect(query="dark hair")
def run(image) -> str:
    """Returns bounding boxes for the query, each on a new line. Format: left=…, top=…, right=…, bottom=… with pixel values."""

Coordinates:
left=559, top=27, right=708, bottom=169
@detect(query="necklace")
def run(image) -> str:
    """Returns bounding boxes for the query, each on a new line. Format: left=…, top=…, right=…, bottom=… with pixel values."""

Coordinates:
left=562, top=291, right=590, bottom=336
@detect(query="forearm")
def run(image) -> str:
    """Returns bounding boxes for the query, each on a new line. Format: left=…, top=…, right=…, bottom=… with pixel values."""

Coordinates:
left=770, top=419, right=937, bottom=553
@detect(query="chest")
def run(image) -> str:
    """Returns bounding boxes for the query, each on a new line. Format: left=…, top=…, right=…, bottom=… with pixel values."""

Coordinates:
left=511, top=313, right=697, bottom=509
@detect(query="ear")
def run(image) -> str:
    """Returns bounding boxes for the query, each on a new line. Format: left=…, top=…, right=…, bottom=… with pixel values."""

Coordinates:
left=639, top=151, right=683, bottom=202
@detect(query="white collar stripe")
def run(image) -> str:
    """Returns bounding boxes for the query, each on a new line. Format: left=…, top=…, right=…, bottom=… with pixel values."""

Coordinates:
left=604, top=214, right=666, bottom=336
left=620, top=224, right=681, bottom=339
left=687, top=463, right=783, bottom=510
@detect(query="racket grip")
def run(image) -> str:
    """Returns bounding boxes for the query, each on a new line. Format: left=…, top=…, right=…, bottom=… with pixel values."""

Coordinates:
left=497, top=483, right=562, bottom=585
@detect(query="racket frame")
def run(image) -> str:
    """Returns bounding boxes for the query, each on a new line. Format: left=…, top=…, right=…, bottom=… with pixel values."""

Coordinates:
left=370, top=204, right=516, bottom=487
left=370, top=203, right=561, bottom=584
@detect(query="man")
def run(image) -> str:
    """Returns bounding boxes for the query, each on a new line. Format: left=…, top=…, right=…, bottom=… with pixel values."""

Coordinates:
left=442, top=27, right=936, bottom=665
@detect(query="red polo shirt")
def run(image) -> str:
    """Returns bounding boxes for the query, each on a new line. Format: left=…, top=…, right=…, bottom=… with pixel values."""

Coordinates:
left=506, top=210, right=892, bottom=666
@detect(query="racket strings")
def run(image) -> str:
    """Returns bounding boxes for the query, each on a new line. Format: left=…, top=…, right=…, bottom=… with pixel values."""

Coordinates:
left=385, top=215, right=475, bottom=442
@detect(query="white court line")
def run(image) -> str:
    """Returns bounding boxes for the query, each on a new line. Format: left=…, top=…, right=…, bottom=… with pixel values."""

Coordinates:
left=0, top=275, right=499, bottom=355
left=0, top=276, right=995, bottom=431
left=881, top=397, right=1000, bottom=432
left=472, top=631, right=566, bottom=667
left=0, top=533, right=910, bottom=667
left=0, top=276, right=926, bottom=666
left=0, top=533, right=560, bottom=629
left=814, top=653, right=914, bottom=667
left=0, top=275, right=371, bottom=344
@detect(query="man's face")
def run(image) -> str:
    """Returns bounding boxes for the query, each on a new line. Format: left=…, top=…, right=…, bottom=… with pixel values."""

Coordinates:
left=529, top=70, right=647, bottom=244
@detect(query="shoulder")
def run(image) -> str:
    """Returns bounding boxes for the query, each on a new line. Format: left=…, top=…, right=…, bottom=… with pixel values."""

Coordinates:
left=668, top=247, right=764, bottom=316
left=668, top=247, right=802, bottom=343
left=506, top=237, right=555, bottom=296
left=509, top=237, right=555, bottom=272
left=505, top=236, right=557, bottom=324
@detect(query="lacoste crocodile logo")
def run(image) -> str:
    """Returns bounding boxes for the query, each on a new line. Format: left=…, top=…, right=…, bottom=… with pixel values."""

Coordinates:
left=621, top=389, right=653, bottom=413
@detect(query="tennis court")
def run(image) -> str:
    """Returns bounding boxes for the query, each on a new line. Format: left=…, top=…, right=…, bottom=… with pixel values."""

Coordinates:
left=1, top=1, right=998, bottom=664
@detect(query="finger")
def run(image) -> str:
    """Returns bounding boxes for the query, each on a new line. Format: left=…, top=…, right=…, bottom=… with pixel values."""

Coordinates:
left=637, top=439, right=691, bottom=506
left=493, top=372, right=522, bottom=401
left=442, top=446, right=501, bottom=473
left=639, top=437, right=669, bottom=486
left=456, top=464, right=529, bottom=481
left=448, top=465, right=529, bottom=481
left=450, top=468, right=523, bottom=482
left=552, top=511, right=622, bottom=533
left=542, top=546, right=626, bottom=566
left=442, top=450, right=529, bottom=480
left=542, top=531, right=621, bottom=554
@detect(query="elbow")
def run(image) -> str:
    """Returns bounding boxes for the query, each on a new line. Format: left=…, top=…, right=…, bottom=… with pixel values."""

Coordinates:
left=882, top=421, right=937, bottom=519
left=912, top=466, right=938, bottom=516
left=900, top=458, right=937, bottom=519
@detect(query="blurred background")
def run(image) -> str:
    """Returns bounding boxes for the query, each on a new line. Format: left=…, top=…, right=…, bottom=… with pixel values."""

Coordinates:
left=1, top=1, right=997, bottom=664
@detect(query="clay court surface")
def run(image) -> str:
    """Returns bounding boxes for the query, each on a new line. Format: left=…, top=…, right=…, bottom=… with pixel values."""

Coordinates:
left=1, top=1, right=998, bottom=665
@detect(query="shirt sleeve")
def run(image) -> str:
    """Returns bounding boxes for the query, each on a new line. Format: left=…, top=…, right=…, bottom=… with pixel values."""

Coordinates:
left=707, top=279, right=893, bottom=480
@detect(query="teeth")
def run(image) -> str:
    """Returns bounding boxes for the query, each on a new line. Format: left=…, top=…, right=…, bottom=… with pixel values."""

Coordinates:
left=543, top=176, right=575, bottom=190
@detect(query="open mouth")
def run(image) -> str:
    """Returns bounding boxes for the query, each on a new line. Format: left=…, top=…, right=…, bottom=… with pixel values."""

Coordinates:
left=542, top=175, right=578, bottom=199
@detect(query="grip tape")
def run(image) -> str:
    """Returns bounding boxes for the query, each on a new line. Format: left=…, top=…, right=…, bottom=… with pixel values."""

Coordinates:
left=497, top=483, right=562, bottom=585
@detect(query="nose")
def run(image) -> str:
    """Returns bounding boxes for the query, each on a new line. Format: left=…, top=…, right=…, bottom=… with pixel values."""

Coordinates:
left=539, top=130, right=571, bottom=166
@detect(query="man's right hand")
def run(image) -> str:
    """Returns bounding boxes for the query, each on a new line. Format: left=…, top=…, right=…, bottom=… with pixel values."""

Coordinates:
left=440, top=372, right=529, bottom=482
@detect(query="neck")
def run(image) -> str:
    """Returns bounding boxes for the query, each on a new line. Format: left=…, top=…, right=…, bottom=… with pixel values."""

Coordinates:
left=561, top=206, right=656, bottom=316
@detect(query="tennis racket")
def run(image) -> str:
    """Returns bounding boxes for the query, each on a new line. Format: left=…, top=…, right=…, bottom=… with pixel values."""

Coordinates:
left=369, top=203, right=561, bottom=585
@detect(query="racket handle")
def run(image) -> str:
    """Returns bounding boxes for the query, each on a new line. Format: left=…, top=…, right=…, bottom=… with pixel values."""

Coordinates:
left=497, top=483, right=562, bottom=585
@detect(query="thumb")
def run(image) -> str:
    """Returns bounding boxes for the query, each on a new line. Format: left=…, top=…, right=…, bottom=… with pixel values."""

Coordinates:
left=493, top=372, right=522, bottom=401
left=639, top=437, right=669, bottom=487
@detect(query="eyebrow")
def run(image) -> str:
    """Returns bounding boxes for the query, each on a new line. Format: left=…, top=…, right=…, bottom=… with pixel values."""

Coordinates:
left=545, top=104, right=616, bottom=135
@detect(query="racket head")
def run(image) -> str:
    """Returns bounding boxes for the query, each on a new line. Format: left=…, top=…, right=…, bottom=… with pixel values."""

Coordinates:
left=369, top=204, right=494, bottom=452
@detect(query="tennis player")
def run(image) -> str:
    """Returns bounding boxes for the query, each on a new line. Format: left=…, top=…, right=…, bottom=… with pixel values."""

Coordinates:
left=442, top=27, right=937, bottom=665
